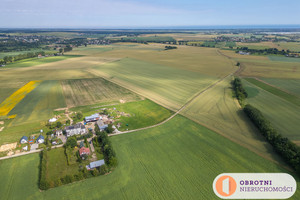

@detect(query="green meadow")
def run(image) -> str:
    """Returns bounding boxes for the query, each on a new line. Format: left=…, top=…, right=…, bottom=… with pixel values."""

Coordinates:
left=4, top=55, right=82, bottom=68
left=245, top=78, right=300, bottom=107
left=243, top=79, right=300, bottom=143
left=260, top=78, right=300, bottom=97
left=1, top=116, right=299, bottom=200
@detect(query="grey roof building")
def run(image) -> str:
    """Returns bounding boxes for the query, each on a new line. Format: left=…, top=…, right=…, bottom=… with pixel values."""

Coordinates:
left=96, top=120, right=108, bottom=131
left=86, top=159, right=105, bottom=170
left=65, top=123, right=86, bottom=137
left=85, top=113, right=100, bottom=122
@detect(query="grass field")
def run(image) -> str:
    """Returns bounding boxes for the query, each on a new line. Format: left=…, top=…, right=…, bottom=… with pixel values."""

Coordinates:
left=61, top=78, right=141, bottom=107
left=4, top=55, right=82, bottom=68
left=276, top=42, right=300, bottom=52
left=0, top=115, right=299, bottom=200
left=181, top=76, right=286, bottom=164
left=9, top=80, right=66, bottom=125
left=243, top=79, right=300, bottom=143
left=268, top=55, right=300, bottom=63
left=90, top=57, right=218, bottom=111
left=236, top=42, right=281, bottom=50
left=220, top=50, right=300, bottom=79
left=0, top=49, right=50, bottom=59
left=245, top=78, right=300, bottom=107
left=46, top=148, right=87, bottom=184
left=71, top=99, right=173, bottom=131
left=260, top=78, right=300, bottom=97
left=111, top=36, right=176, bottom=43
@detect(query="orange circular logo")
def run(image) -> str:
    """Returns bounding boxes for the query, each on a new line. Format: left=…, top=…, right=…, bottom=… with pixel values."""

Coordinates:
left=215, top=175, right=237, bottom=197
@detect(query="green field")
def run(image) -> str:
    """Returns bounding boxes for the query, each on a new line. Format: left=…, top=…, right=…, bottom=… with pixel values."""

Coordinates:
left=4, top=55, right=82, bottom=68
left=0, top=116, right=299, bottom=199
left=181, top=76, right=285, bottom=164
left=9, top=80, right=66, bottom=125
left=61, top=78, right=141, bottom=107
left=0, top=49, right=49, bottom=59
left=46, top=148, right=87, bottom=184
left=268, top=55, right=300, bottom=63
left=243, top=79, right=300, bottom=143
left=111, top=36, right=176, bottom=43
left=260, top=78, right=300, bottom=97
left=225, top=41, right=236, bottom=47
left=245, top=78, right=300, bottom=107
left=91, top=57, right=218, bottom=111
left=71, top=99, right=173, bottom=131
left=277, top=42, right=300, bottom=52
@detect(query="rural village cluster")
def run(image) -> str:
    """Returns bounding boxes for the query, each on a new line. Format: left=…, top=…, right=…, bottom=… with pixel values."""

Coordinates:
left=9, top=109, right=121, bottom=170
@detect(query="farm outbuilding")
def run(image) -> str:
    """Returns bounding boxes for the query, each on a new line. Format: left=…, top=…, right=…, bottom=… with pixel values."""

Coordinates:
left=84, top=113, right=100, bottom=123
left=86, top=159, right=105, bottom=170
left=96, top=120, right=108, bottom=131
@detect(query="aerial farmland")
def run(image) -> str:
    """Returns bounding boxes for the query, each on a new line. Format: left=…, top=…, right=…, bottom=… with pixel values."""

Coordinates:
left=0, top=26, right=299, bottom=199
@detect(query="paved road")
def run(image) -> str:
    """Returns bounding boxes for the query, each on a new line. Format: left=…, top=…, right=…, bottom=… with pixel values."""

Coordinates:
left=0, top=144, right=64, bottom=161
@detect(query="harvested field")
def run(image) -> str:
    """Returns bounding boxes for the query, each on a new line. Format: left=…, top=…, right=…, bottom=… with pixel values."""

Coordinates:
left=61, top=78, right=141, bottom=107
left=181, top=76, right=286, bottom=165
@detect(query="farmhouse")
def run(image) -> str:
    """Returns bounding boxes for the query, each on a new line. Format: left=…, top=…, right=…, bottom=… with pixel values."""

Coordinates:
left=20, top=136, right=28, bottom=144
left=55, top=129, right=63, bottom=136
left=96, top=120, right=108, bottom=131
left=79, top=147, right=90, bottom=157
left=65, top=123, right=86, bottom=137
left=36, top=135, right=45, bottom=144
left=84, top=113, right=100, bottom=123
left=86, top=159, right=105, bottom=170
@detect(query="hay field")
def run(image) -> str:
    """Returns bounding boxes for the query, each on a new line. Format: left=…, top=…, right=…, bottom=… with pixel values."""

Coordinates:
left=5, top=55, right=81, bottom=69
left=243, top=79, right=300, bottom=143
left=181, top=76, right=286, bottom=165
left=97, top=44, right=236, bottom=77
left=140, top=33, right=218, bottom=41
left=236, top=42, right=281, bottom=50
left=220, top=50, right=300, bottom=79
left=277, top=42, right=300, bottom=51
left=0, top=81, right=41, bottom=116
left=61, top=78, right=141, bottom=107
left=90, top=58, right=218, bottom=111
left=1, top=115, right=299, bottom=200
left=260, top=78, right=300, bottom=97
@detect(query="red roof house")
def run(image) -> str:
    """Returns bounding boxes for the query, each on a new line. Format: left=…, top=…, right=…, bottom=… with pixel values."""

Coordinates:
left=79, top=147, right=90, bottom=157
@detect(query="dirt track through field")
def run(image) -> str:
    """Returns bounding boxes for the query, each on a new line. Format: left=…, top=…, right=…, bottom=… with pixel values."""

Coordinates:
left=108, top=64, right=239, bottom=136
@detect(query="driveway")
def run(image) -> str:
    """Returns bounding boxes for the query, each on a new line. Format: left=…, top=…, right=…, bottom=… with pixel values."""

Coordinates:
left=30, top=143, right=39, bottom=151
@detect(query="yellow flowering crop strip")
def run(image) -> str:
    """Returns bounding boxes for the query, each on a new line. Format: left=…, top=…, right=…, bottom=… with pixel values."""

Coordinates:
left=0, top=80, right=41, bottom=116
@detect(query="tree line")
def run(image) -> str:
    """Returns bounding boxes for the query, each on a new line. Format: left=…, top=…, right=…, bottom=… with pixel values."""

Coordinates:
left=244, top=104, right=300, bottom=175
left=0, top=51, right=45, bottom=65
left=236, top=47, right=300, bottom=55
left=231, top=77, right=300, bottom=176
left=165, top=46, right=177, bottom=50
left=232, top=77, right=248, bottom=105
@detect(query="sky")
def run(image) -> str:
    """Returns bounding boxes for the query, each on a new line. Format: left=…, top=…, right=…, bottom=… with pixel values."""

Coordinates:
left=1, top=0, right=300, bottom=28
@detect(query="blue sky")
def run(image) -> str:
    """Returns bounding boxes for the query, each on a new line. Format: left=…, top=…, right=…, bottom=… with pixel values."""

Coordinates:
left=1, top=0, right=300, bottom=28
